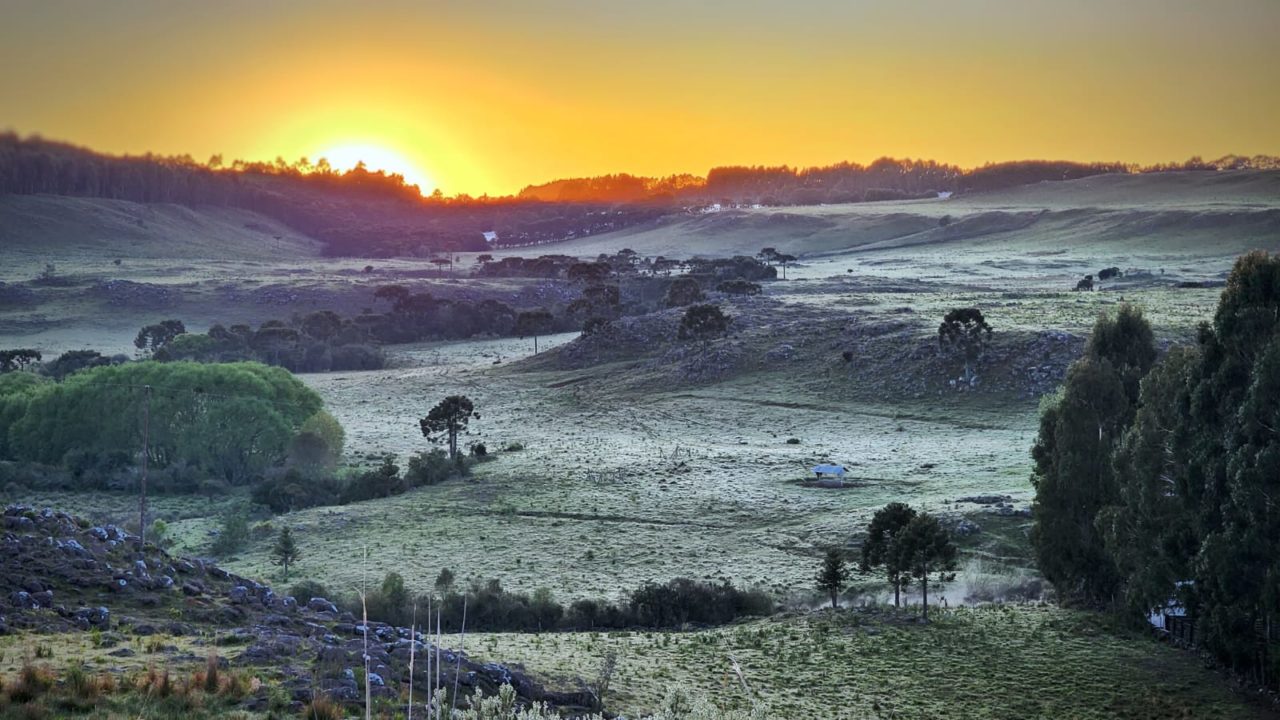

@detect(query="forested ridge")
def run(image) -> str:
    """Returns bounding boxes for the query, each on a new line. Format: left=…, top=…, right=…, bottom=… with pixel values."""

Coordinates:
left=6, top=132, right=1278, bottom=258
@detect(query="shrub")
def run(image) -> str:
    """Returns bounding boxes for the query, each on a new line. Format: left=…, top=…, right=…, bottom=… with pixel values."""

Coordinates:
left=404, top=448, right=458, bottom=487
left=289, top=579, right=330, bottom=603
left=339, top=456, right=405, bottom=503
left=209, top=508, right=250, bottom=557
left=715, top=278, right=762, bottom=296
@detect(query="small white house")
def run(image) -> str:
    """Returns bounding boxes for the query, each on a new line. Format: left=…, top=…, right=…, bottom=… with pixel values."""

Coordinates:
left=937, top=191, right=953, bottom=200
left=811, top=464, right=847, bottom=479
left=482, top=230, right=498, bottom=243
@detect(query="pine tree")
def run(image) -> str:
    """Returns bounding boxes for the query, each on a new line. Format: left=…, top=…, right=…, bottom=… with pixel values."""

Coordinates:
left=816, top=548, right=850, bottom=609
left=272, top=526, right=301, bottom=581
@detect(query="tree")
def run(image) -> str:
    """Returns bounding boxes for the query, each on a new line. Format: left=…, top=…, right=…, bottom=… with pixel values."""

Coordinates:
left=1031, top=305, right=1155, bottom=607
left=716, top=278, right=762, bottom=296
left=893, top=513, right=957, bottom=621
left=475, top=254, right=494, bottom=266
left=860, top=502, right=917, bottom=607
left=677, top=304, right=730, bottom=341
left=134, top=320, right=186, bottom=355
left=816, top=548, right=850, bottom=609
left=43, top=349, right=111, bottom=380
left=775, top=253, right=797, bottom=279
left=435, top=567, right=456, bottom=594
left=0, top=349, right=42, bottom=373
left=1075, top=276, right=1095, bottom=292
left=272, top=526, right=301, bottom=581
left=664, top=277, right=705, bottom=307
left=514, top=309, right=554, bottom=354
left=937, top=308, right=992, bottom=384
left=419, top=395, right=479, bottom=459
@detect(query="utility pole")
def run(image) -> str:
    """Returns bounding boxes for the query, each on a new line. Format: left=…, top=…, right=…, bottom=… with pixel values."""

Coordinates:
left=139, top=384, right=151, bottom=548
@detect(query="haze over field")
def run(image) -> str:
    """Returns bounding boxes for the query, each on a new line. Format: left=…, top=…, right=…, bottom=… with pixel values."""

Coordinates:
left=2, top=2, right=1279, bottom=719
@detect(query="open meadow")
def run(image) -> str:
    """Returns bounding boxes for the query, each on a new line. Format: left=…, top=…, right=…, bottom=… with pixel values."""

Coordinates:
left=2, top=172, right=1279, bottom=717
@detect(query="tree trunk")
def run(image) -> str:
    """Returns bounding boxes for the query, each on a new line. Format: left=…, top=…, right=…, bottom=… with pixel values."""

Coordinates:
left=534, top=334, right=539, bottom=354
left=830, top=590, right=837, bottom=609
left=922, top=573, right=929, bottom=622
left=894, top=579, right=900, bottom=608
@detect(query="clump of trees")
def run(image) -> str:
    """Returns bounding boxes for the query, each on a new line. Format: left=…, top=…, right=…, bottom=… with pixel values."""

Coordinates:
left=860, top=502, right=957, bottom=620
left=318, top=573, right=775, bottom=632
left=1032, top=252, right=1280, bottom=688
left=0, top=361, right=329, bottom=486
left=157, top=315, right=385, bottom=372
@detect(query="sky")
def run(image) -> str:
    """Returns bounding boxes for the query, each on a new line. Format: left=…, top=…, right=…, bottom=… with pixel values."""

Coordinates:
left=2, top=0, right=1278, bottom=196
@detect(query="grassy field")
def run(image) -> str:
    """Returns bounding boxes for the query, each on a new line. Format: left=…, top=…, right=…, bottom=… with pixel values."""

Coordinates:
left=3, top=173, right=1280, bottom=717
left=448, top=605, right=1271, bottom=719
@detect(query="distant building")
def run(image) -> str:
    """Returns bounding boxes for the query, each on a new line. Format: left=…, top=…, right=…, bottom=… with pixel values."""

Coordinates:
left=937, top=191, right=953, bottom=200
left=482, top=231, right=498, bottom=243
left=811, top=464, right=847, bottom=479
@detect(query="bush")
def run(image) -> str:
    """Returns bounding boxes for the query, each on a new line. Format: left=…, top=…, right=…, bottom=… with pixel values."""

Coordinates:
left=209, top=508, right=250, bottom=557
left=251, top=468, right=344, bottom=513
left=715, top=278, right=762, bottom=296
left=404, top=448, right=459, bottom=487
left=340, top=457, right=405, bottom=503
left=289, top=579, right=330, bottom=603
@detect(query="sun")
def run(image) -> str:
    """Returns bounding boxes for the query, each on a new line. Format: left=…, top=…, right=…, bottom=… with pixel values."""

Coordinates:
left=318, top=143, right=435, bottom=194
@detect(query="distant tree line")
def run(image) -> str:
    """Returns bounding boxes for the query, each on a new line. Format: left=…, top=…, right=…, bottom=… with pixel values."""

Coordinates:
left=519, top=155, right=1280, bottom=205
left=0, top=133, right=664, bottom=257
left=1031, top=251, right=1280, bottom=688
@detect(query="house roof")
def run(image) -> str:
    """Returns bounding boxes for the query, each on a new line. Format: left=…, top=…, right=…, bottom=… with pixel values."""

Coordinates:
left=812, top=464, right=846, bottom=475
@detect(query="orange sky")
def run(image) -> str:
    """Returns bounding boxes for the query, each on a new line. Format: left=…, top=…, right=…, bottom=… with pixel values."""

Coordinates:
left=2, top=0, right=1278, bottom=196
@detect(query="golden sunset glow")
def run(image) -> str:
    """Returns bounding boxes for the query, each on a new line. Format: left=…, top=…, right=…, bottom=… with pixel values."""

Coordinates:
left=318, top=143, right=436, bottom=194
left=2, top=1, right=1277, bottom=196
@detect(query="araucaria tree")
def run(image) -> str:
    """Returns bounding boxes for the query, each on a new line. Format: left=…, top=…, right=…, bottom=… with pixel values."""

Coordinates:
left=134, top=319, right=187, bottom=356
left=1030, top=304, right=1155, bottom=606
left=272, top=526, right=301, bottom=580
left=937, top=308, right=992, bottom=384
left=893, top=513, right=957, bottom=621
left=816, top=548, right=850, bottom=609
left=419, top=395, right=479, bottom=459
left=514, top=308, right=554, bottom=354
left=860, top=502, right=917, bottom=607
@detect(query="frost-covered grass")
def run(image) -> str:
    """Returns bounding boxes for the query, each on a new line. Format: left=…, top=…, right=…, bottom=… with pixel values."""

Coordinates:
left=454, top=605, right=1265, bottom=719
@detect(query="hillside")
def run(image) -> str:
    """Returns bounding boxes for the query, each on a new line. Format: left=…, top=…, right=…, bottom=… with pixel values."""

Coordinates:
left=0, top=195, right=321, bottom=269
left=500, top=171, right=1280, bottom=268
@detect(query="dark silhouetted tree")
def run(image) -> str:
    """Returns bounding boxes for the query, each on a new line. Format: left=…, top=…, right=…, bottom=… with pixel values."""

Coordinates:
left=894, top=513, right=957, bottom=621
left=514, top=308, right=554, bottom=353
left=677, top=304, right=730, bottom=341
left=938, top=308, right=992, bottom=384
left=419, top=395, right=479, bottom=459
left=664, top=276, right=705, bottom=307
left=134, top=320, right=186, bottom=355
left=816, top=548, right=850, bottom=609
left=861, top=502, right=917, bottom=607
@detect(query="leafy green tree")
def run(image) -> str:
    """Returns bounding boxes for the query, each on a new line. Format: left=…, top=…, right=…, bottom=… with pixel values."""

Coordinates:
left=938, top=308, right=992, bottom=384
left=420, top=395, right=479, bottom=459
left=435, top=567, right=456, bottom=594
left=677, top=304, right=730, bottom=341
left=860, top=502, right=917, bottom=607
left=1099, top=347, right=1200, bottom=616
left=272, top=526, right=301, bottom=580
left=1031, top=305, right=1155, bottom=607
left=893, top=513, right=957, bottom=621
left=43, top=349, right=112, bottom=380
left=816, top=548, right=850, bottom=609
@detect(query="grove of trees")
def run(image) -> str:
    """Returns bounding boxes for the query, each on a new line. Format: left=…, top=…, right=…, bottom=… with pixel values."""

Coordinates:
left=1031, top=251, right=1280, bottom=687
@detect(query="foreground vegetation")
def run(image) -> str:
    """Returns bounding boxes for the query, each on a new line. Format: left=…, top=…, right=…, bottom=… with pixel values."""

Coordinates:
left=454, top=604, right=1264, bottom=719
